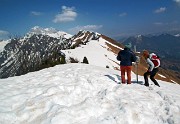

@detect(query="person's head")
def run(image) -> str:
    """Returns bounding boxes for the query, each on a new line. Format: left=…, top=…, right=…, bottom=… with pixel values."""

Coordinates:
left=125, top=43, right=132, bottom=49
left=142, top=50, right=149, bottom=58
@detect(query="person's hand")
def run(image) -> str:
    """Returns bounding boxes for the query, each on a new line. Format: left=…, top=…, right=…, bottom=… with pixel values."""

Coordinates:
left=136, top=56, right=140, bottom=63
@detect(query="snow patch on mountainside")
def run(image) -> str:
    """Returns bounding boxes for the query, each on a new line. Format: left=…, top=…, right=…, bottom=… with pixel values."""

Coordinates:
left=175, top=34, right=180, bottom=37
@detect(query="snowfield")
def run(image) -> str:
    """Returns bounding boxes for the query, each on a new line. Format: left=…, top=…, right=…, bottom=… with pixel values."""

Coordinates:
left=0, top=63, right=180, bottom=124
left=62, top=37, right=121, bottom=70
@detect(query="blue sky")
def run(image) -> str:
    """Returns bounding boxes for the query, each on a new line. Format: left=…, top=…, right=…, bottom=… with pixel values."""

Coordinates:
left=0, top=0, right=180, bottom=40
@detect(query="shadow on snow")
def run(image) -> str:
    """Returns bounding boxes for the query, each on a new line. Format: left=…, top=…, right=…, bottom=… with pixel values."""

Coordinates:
left=104, top=74, right=144, bottom=85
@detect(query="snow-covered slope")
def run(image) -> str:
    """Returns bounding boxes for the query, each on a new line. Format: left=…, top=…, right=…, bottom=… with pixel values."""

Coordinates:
left=63, top=30, right=122, bottom=70
left=0, top=63, right=179, bottom=124
left=63, top=37, right=122, bottom=69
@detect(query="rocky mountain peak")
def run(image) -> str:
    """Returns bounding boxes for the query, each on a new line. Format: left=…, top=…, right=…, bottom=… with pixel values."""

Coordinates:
left=70, top=30, right=101, bottom=48
left=28, top=26, right=72, bottom=39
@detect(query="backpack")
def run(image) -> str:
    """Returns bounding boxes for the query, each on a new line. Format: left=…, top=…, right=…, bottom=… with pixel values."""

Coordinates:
left=149, top=53, right=160, bottom=68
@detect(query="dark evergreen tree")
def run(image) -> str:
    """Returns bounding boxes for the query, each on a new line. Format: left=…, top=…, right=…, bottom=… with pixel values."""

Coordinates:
left=59, top=55, right=66, bottom=64
left=82, top=56, right=89, bottom=64
left=106, top=65, right=109, bottom=68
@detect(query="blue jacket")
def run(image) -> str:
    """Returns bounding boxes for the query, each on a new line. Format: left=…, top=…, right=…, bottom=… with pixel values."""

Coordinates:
left=117, top=48, right=137, bottom=66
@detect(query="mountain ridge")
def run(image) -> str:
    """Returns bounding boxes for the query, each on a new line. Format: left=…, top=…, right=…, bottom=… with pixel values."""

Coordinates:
left=0, top=27, right=179, bottom=84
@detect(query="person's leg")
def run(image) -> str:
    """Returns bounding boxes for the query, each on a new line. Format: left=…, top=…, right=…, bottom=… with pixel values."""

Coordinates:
left=150, top=68, right=160, bottom=87
left=126, top=66, right=132, bottom=84
left=144, top=71, right=150, bottom=86
left=120, top=66, right=126, bottom=84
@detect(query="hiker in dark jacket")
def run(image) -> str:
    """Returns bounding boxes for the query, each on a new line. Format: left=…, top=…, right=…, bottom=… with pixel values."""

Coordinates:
left=117, top=43, right=137, bottom=84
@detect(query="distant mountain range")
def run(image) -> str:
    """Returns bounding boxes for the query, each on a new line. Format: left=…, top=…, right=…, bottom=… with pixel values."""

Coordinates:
left=0, top=27, right=179, bottom=84
left=123, top=34, right=180, bottom=59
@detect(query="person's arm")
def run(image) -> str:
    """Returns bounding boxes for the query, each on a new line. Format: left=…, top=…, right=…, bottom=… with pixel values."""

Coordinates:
left=131, top=52, right=137, bottom=62
left=147, top=58, right=154, bottom=71
left=117, top=51, right=121, bottom=61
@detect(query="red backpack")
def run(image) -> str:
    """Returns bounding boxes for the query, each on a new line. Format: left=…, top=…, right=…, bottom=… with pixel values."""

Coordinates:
left=149, top=53, right=160, bottom=68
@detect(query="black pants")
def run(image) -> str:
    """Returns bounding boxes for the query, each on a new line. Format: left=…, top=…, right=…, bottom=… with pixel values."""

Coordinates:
left=144, top=68, right=160, bottom=87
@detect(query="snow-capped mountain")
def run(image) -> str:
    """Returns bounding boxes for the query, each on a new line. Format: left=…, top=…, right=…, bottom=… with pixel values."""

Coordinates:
left=0, top=27, right=72, bottom=78
left=30, top=26, right=72, bottom=39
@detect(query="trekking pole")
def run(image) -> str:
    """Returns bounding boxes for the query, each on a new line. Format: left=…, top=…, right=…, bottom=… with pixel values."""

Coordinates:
left=136, top=62, right=139, bottom=83
left=134, top=45, right=139, bottom=83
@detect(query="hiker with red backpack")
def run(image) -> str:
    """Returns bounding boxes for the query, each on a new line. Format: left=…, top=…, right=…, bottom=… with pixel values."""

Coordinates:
left=142, top=50, right=160, bottom=87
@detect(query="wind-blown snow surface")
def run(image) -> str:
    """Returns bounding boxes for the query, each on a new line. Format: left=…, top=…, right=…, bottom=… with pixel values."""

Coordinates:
left=0, top=64, right=180, bottom=124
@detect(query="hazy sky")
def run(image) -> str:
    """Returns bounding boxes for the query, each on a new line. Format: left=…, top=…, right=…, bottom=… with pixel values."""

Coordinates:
left=0, top=0, right=180, bottom=39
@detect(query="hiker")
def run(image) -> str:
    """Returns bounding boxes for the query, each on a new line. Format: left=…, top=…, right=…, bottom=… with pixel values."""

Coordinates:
left=117, top=43, right=137, bottom=84
left=142, top=50, right=160, bottom=87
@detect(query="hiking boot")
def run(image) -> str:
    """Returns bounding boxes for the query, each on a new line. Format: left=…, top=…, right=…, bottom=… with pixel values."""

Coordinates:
left=155, top=84, right=160, bottom=87
left=144, top=84, right=149, bottom=87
